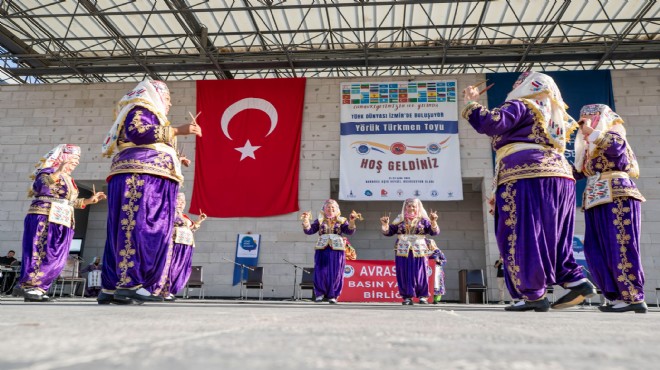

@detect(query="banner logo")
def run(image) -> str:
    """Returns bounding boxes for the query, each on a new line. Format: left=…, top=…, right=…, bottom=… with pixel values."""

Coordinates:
left=344, top=264, right=355, bottom=278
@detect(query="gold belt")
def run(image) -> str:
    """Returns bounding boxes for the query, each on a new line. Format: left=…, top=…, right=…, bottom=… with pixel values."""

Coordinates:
left=598, top=171, right=629, bottom=180
left=495, top=143, right=548, bottom=164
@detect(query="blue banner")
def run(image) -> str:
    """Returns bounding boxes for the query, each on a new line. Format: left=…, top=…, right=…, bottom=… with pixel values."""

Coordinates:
left=486, top=70, right=615, bottom=207
left=340, top=120, right=459, bottom=135
left=232, top=233, right=260, bottom=286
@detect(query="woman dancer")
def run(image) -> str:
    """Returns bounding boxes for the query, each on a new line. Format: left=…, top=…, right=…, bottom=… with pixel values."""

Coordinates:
left=381, top=198, right=439, bottom=305
left=301, top=200, right=359, bottom=304
left=19, top=144, right=106, bottom=302
left=574, top=104, right=647, bottom=313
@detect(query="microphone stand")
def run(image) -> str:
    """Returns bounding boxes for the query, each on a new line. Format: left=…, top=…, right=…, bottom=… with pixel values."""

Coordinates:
left=282, top=259, right=311, bottom=301
left=222, top=257, right=254, bottom=300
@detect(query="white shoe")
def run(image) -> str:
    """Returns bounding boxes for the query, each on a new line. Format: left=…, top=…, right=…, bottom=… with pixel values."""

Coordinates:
left=315, top=295, right=324, bottom=302
left=419, top=297, right=429, bottom=304
left=328, top=298, right=337, bottom=304
left=135, top=288, right=152, bottom=297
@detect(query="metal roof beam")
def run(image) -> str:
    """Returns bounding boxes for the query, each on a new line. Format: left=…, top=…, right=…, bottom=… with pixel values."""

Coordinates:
left=594, top=0, right=657, bottom=69
left=3, top=1, right=496, bottom=19
left=165, top=0, right=233, bottom=79
left=9, top=43, right=659, bottom=76
left=78, top=0, right=160, bottom=80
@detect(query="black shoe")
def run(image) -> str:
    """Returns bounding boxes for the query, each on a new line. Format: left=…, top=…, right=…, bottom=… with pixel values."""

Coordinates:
left=402, top=298, right=413, bottom=305
left=12, top=285, right=24, bottom=297
left=551, top=281, right=597, bottom=310
left=97, top=291, right=135, bottom=305
left=598, top=302, right=647, bottom=313
left=504, top=298, right=550, bottom=312
left=115, top=288, right=164, bottom=302
left=23, top=289, right=46, bottom=302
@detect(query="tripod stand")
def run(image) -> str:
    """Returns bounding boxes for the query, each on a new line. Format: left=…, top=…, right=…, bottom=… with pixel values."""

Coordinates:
left=222, top=257, right=254, bottom=300
left=282, top=259, right=311, bottom=301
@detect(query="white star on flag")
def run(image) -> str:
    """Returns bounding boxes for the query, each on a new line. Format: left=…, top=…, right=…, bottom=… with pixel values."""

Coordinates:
left=235, top=139, right=261, bottom=161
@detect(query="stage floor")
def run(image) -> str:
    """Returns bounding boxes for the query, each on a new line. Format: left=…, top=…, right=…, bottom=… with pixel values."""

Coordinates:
left=1, top=298, right=659, bottom=370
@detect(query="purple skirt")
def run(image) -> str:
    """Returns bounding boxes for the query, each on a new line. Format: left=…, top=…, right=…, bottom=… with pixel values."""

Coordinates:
left=19, top=214, right=74, bottom=292
left=313, top=247, right=345, bottom=298
left=495, top=177, right=584, bottom=301
left=584, top=197, right=644, bottom=303
left=101, top=173, right=178, bottom=293
left=167, top=244, right=194, bottom=295
left=395, top=251, right=429, bottom=299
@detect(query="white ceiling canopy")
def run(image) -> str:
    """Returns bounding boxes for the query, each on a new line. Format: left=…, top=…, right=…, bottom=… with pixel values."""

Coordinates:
left=0, top=0, right=658, bottom=84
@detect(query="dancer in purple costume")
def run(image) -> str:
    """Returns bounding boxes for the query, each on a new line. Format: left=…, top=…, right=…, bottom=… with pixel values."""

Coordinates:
left=159, top=193, right=207, bottom=301
left=19, top=144, right=106, bottom=302
left=301, top=200, right=359, bottom=304
left=381, top=198, right=439, bottom=305
left=463, top=72, right=597, bottom=312
left=574, top=104, right=647, bottom=313
left=99, top=80, right=201, bottom=304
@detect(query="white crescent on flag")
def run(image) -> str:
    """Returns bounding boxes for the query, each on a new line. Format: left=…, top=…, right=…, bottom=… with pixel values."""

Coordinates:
left=220, top=97, right=279, bottom=140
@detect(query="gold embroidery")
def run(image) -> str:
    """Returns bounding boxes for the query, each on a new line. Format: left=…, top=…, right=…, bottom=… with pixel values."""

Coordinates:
left=154, top=126, right=173, bottom=143
left=582, top=133, right=645, bottom=203
left=500, top=181, right=523, bottom=297
left=497, top=151, right=573, bottom=185
left=24, top=221, right=48, bottom=288
left=460, top=101, right=481, bottom=120
left=73, top=198, right=85, bottom=209
left=611, top=198, right=640, bottom=302
left=117, top=174, right=143, bottom=287
left=110, top=158, right=182, bottom=183
left=519, top=99, right=575, bottom=153
left=128, top=110, right=149, bottom=134
left=28, top=203, right=52, bottom=216
left=152, top=239, right=174, bottom=296
left=491, top=135, right=502, bottom=151
left=104, top=100, right=171, bottom=158
left=491, top=107, right=502, bottom=122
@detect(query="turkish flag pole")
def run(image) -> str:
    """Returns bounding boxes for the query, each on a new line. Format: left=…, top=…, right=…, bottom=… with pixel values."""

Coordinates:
left=191, top=78, right=306, bottom=217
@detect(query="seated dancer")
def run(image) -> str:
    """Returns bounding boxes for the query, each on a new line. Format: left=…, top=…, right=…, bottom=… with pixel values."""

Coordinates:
left=381, top=198, right=439, bottom=305
left=19, top=144, right=106, bottom=302
left=301, top=200, right=359, bottom=304
left=158, top=193, right=207, bottom=301
left=462, top=71, right=596, bottom=312
left=573, top=104, right=647, bottom=313
left=99, top=79, right=200, bottom=304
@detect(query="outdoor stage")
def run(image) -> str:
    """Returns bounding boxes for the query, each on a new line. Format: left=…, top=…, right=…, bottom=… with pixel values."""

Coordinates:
left=1, top=298, right=658, bottom=370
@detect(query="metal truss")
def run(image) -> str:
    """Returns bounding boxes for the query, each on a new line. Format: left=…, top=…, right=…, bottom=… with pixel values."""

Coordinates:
left=0, top=0, right=658, bottom=84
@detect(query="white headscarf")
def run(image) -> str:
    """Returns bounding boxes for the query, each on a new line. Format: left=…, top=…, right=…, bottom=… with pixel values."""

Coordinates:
left=28, top=144, right=81, bottom=197
left=506, top=71, right=577, bottom=153
left=573, top=104, right=625, bottom=173
left=31, top=144, right=81, bottom=180
left=392, top=198, right=429, bottom=225
left=102, top=80, right=170, bottom=157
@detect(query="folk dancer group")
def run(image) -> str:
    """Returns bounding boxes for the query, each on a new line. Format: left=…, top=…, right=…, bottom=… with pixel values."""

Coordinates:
left=17, top=80, right=204, bottom=304
left=301, top=198, right=445, bottom=305
left=462, top=71, right=646, bottom=313
left=16, top=73, right=646, bottom=311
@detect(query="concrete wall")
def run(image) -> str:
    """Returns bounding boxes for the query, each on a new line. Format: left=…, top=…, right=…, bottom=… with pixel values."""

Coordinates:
left=1, top=69, right=658, bottom=301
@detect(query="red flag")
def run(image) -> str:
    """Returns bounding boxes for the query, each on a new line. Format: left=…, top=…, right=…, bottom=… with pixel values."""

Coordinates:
left=191, top=78, right=305, bottom=217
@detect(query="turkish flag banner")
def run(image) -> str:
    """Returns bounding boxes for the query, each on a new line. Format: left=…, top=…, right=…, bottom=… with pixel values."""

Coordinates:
left=191, top=78, right=306, bottom=217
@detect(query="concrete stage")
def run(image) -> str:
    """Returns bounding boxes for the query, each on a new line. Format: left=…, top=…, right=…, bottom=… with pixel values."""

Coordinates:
left=1, top=298, right=659, bottom=370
